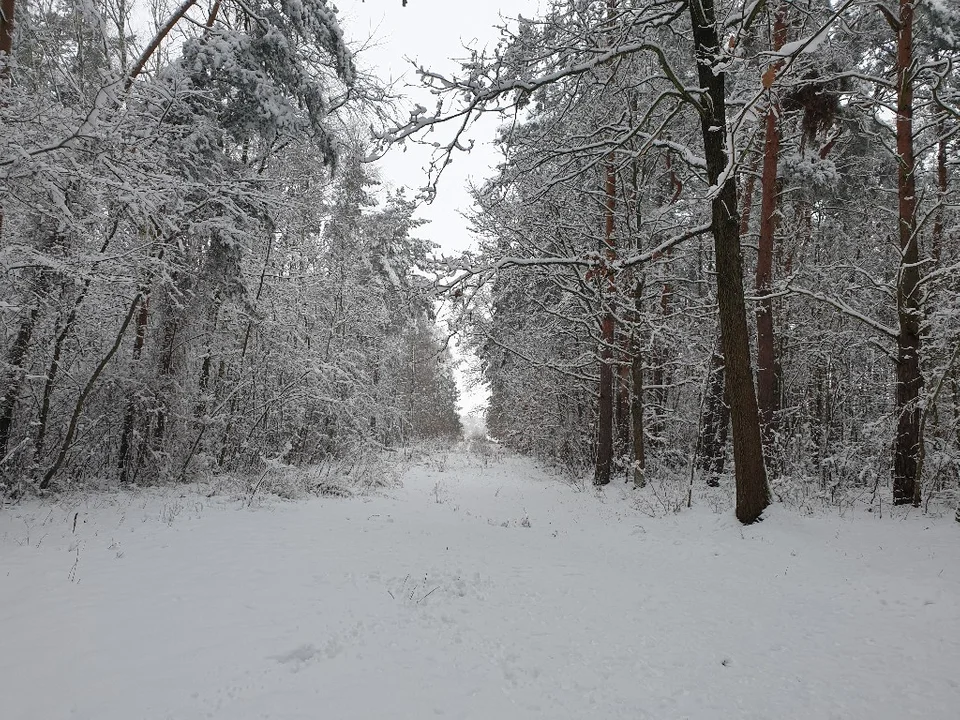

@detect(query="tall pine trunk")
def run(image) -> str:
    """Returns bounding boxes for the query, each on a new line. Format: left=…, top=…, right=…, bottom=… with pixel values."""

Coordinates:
left=893, top=0, right=923, bottom=506
left=594, top=0, right=620, bottom=487
left=594, top=151, right=617, bottom=486
left=627, top=149, right=646, bottom=487
left=689, top=0, right=770, bottom=523
left=755, top=3, right=787, bottom=448
left=631, top=274, right=645, bottom=487
left=616, top=339, right=631, bottom=456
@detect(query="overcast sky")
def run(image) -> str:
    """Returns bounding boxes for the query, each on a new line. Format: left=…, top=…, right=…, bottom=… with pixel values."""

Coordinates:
left=339, top=0, right=542, bottom=255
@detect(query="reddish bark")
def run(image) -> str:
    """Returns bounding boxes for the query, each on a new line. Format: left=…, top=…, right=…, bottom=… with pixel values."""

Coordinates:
left=755, top=3, right=788, bottom=446
left=893, top=0, right=923, bottom=506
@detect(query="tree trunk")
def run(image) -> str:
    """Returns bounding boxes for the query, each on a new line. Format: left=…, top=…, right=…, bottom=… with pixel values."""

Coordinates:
left=649, top=148, right=681, bottom=443
left=699, top=337, right=730, bottom=486
left=594, top=1, right=619, bottom=486
left=631, top=275, right=645, bottom=487
left=739, top=165, right=758, bottom=242
left=118, top=294, right=150, bottom=483
left=153, top=312, right=178, bottom=447
left=616, top=351, right=631, bottom=456
left=218, top=231, right=275, bottom=466
left=893, top=0, right=923, bottom=507
left=755, top=2, right=787, bottom=447
left=35, top=310, right=68, bottom=464
left=0, top=0, right=13, bottom=248
left=36, top=213, right=123, bottom=463
left=696, top=136, right=762, bottom=487
left=0, top=0, right=14, bottom=76
left=40, top=293, right=144, bottom=489
left=594, top=151, right=617, bottom=486
left=1, top=0, right=31, bottom=457
left=932, top=120, right=947, bottom=263
left=689, top=0, right=770, bottom=523
left=1, top=228, right=56, bottom=461
left=649, top=284, right=670, bottom=443
left=0, top=306, right=38, bottom=461
left=697, top=127, right=763, bottom=489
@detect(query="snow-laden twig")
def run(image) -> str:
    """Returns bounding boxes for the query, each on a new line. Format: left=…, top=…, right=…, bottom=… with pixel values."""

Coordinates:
left=781, top=283, right=898, bottom=340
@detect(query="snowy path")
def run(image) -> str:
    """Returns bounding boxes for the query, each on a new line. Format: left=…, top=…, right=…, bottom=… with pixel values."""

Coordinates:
left=2, top=446, right=959, bottom=719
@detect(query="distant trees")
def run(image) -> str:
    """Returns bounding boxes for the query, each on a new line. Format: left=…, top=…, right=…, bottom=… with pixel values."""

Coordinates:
left=382, top=0, right=959, bottom=520
left=4, top=0, right=958, bottom=521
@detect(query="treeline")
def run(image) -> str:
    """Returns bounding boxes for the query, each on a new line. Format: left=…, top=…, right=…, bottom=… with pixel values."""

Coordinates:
left=389, top=0, right=959, bottom=521
left=0, top=0, right=461, bottom=496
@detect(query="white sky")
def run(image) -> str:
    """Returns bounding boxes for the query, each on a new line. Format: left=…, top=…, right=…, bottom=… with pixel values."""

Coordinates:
left=339, top=0, right=542, bottom=256
left=338, top=1, right=543, bottom=427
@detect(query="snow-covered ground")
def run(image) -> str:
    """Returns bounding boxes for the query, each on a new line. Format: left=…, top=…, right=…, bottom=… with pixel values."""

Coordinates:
left=2, top=444, right=958, bottom=720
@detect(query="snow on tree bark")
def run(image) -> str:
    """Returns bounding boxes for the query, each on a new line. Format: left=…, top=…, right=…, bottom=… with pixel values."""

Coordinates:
left=893, top=0, right=923, bottom=507
left=755, top=1, right=788, bottom=453
left=689, top=0, right=770, bottom=523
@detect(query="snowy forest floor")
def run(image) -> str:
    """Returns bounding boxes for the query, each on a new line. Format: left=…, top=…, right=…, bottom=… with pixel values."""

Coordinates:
left=2, top=443, right=958, bottom=720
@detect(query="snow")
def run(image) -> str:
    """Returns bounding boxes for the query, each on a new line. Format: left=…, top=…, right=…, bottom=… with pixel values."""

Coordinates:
left=2, top=445, right=959, bottom=719
left=770, top=26, right=831, bottom=59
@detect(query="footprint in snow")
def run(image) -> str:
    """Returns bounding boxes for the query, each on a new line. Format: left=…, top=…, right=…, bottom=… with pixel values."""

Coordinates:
left=273, top=643, right=319, bottom=670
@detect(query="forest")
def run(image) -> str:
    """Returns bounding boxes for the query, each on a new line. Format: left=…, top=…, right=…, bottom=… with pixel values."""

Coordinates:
left=1, top=0, right=959, bottom=526
left=386, top=0, right=960, bottom=523
left=3, top=2, right=960, bottom=718
left=0, top=0, right=463, bottom=499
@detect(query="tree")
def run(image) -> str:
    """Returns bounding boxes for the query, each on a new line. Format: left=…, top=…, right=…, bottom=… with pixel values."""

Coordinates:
left=755, top=1, right=789, bottom=450
left=892, top=0, right=923, bottom=506
left=377, top=0, right=777, bottom=521
left=688, top=0, right=770, bottom=522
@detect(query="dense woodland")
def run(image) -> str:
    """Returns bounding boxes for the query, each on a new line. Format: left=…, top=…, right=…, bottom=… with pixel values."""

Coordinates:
left=1, top=0, right=959, bottom=525
left=382, top=0, right=960, bottom=522
left=0, top=0, right=461, bottom=497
